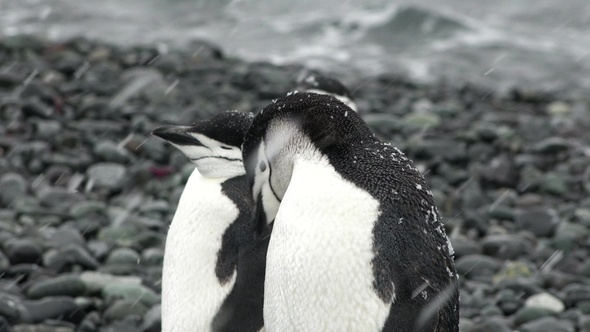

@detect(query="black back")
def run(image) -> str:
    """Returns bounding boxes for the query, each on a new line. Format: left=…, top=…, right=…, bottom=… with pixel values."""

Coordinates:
left=212, top=175, right=267, bottom=332
left=242, top=92, right=459, bottom=332
left=296, top=73, right=354, bottom=100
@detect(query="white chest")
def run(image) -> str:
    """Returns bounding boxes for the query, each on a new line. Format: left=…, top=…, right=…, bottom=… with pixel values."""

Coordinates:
left=162, top=169, right=238, bottom=332
left=264, top=160, right=392, bottom=331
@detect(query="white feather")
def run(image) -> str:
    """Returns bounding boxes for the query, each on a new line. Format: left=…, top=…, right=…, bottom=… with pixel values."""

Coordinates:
left=264, top=153, right=391, bottom=331
left=161, top=169, right=238, bottom=331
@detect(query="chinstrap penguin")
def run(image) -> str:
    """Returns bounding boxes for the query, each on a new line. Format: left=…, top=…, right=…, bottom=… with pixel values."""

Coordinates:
left=296, top=72, right=358, bottom=112
left=153, top=110, right=267, bottom=332
left=242, top=92, right=459, bottom=331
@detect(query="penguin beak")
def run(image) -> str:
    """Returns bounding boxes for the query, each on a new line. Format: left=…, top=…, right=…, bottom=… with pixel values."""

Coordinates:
left=152, top=125, right=204, bottom=146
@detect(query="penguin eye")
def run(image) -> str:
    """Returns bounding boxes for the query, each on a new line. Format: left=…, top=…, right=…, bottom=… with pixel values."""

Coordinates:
left=259, top=161, right=267, bottom=172
left=220, top=146, right=232, bottom=150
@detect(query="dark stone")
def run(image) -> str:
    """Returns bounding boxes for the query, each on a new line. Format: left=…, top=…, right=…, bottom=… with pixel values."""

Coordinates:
left=3, top=239, right=43, bottom=265
left=480, top=154, right=518, bottom=187
left=23, top=297, right=84, bottom=324
left=141, top=304, right=161, bottom=332
left=481, top=234, right=533, bottom=260
left=455, top=254, right=502, bottom=278
left=515, top=207, right=559, bottom=237
left=26, top=275, right=86, bottom=299
left=519, top=316, right=574, bottom=332
left=43, top=244, right=99, bottom=272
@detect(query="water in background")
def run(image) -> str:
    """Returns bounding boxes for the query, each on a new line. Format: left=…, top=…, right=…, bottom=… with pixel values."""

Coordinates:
left=2, top=0, right=589, bottom=97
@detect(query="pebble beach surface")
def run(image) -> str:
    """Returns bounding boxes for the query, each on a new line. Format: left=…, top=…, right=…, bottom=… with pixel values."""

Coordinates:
left=0, top=34, right=590, bottom=331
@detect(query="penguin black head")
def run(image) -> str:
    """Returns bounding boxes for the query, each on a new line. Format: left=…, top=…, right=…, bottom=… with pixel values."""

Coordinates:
left=296, top=72, right=358, bottom=112
left=243, top=92, right=369, bottom=223
left=153, top=110, right=254, bottom=178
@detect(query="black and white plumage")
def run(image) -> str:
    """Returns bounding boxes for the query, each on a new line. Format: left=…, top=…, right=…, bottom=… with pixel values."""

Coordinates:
left=153, top=110, right=266, bottom=332
left=296, top=72, right=358, bottom=112
left=242, top=92, right=459, bottom=331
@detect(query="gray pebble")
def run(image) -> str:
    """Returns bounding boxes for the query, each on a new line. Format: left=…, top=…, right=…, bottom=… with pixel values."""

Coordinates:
left=37, top=186, right=85, bottom=209
left=103, top=299, right=148, bottom=323
left=79, top=271, right=141, bottom=294
left=141, top=304, right=161, bottom=332
left=106, top=248, right=140, bottom=265
left=481, top=234, right=533, bottom=260
left=532, top=137, right=570, bottom=154
left=23, top=297, right=82, bottom=323
left=455, top=254, right=502, bottom=278
left=141, top=248, right=164, bottom=266
left=93, top=141, right=132, bottom=164
left=4, top=239, right=43, bottom=265
left=45, top=227, right=85, bottom=248
left=43, top=244, right=99, bottom=272
left=519, top=316, right=574, bottom=332
left=26, top=275, right=86, bottom=299
left=0, top=172, right=27, bottom=207
left=515, top=207, right=560, bottom=237
left=450, top=237, right=482, bottom=258
left=102, top=283, right=159, bottom=307
left=86, top=162, right=127, bottom=191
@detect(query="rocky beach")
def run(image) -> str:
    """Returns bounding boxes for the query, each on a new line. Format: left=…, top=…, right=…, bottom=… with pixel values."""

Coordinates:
left=0, top=34, right=589, bottom=331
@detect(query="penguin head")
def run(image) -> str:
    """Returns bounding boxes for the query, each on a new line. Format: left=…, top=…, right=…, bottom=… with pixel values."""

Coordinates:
left=296, top=72, right=358, bottom=112
left=153, top=110, right=254, bottom=178
left=243, top=92, right=368, bottom=223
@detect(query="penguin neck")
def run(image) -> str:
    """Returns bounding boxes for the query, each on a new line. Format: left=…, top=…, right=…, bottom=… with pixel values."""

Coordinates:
left=192, top=159, right=245, bottom=178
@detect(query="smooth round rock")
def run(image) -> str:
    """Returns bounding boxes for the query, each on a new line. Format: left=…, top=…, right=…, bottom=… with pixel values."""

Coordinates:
left=102, top=284, right=159, bottom=307
left=0, top=172, right=28, bottom=207
left=519, top=316, right=574, bottom=332
left=515, top=208, right=559, bottom=237
left=525, top=292, right=565, bottom=313
left=106, top=248, right=140, bottom=265
left=103, top=299, right=148, bottom=323
left=455, top=254, right=502, bottom=278
left=79, top=271, right=141, bottom=294
left=4, top=239, right=43, bottom=265
left=27, top=276, right=86, bottom=299
left=86, top=163, right=127, bottom=190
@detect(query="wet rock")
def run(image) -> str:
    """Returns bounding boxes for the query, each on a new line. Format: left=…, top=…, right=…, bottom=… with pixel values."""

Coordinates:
left=0, top=172, right=28, bottom=207
left=514, top=306, right=557, bottom=325
left=0, top=72, right=22, bottom=88
left=3, top=239, right=43, bottom=265
left=12, top=325, right=75, bottom=332
left=93, top=141, right=133, bottom=164
left=103, top=299, right=148, bottom=323
left=26, top=275, right=86, bottom=299
left=45, top=227, right=85, bottom=248
left=86, top=162, right=127, bottom=191
left=541, top=172, right=569, bottom=196
left=401, top=112, right=441, bottom=131
left=481, top=234, right=532, bottom=259
left=515, top=207, right=559, bottom=237
left=480, top=154, right=518, bottom=187
left=455, top=254, right=502, bottom=278
left=110, top=68, right=169, bottom=108
left=141, top=304, right=161, bottom=332
left=450, top=237, right=482, bottom=258
left=37, top=186, right=85, bottom=208
left=106, top=248, right=140, bottom=266
left=519, top=316, right=574, bottom=332
left=79, top=271, right=141, bottom=294
left=43, top=244, right=99, bottom=272
left=141, top=248, right=164, bottom=266
left=102, top=283, right=159, bottom=307
left=532, top=137, right=570, bottom=154
left=525, top=292, right=565, bottom=313
left=23, top=297, right=82, bottom=323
